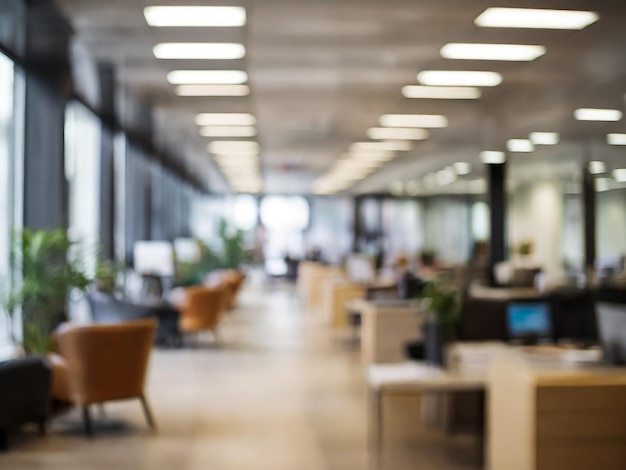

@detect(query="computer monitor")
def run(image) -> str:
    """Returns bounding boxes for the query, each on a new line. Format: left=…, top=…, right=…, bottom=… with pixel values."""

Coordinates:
left=507, top=302, right=552, bottom=342
left=596, top=302, right=626, bottom=365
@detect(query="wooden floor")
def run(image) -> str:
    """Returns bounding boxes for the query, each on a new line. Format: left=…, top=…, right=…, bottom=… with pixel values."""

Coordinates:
left=0, top=284, right=480, bottom=470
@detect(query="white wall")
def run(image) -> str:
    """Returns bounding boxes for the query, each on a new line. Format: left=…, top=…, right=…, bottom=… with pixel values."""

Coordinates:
left=509, top=180, right=564, bottom=280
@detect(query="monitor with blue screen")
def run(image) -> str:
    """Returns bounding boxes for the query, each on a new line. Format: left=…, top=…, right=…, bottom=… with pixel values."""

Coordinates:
left=507, top=302, right=552, bottom=341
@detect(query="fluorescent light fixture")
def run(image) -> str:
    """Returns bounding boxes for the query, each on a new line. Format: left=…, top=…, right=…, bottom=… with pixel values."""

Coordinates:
left=379, top=114, right=448, bottom=128
left=209, top=141, right=259, bottom=154
left=588, top=161, right=606, bottom=174
left=196, top=113, right=256, bottom=126
left=596, top=178, right=611, bottom=192
left=405, top=180, right=420, bottom=195
left=475, top=8, right=599, bottom=30
left=480, top=151, right=506, bottom=164
left=613, top=169, right=626, bottom=182
left=367, top=127, right=429, bottom=140
left=176, top=85, right=250, bottom=96
left=453, top=162, right=471, bottom=175
left=350, top=150, right=394, bottom=160
left=153, top=43, right=245, bottom=60
left=607, top=133, right=626, bottom=145
left=167, top=70, right=247, bottom=85
left=436, top=167, right=457, bottom=186
left=349, top=141, right=413, bottom=152
left=388, top=181, right=404, bottom=195
left=440, top=43, right=546, bottom=61
left=144, top=6, right=246, bottom=27
left=574, top=108, right=623, bottom=122
left=530, top=132, right=559, bottom=145
left=200, top=126, right=257, bottom=137
left=402, top=85, right=481, bottom=100
left=417, top=70, right=502, bottom=87
left=507, top=139, right=534, bottom=153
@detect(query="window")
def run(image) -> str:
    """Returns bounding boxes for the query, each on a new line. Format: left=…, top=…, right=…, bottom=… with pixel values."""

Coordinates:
left=0, top=53, right=15, bottom=347
left=65, top=101, right=101, bottom=276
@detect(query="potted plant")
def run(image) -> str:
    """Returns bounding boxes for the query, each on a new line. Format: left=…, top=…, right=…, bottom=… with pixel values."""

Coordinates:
left=2, top=228, right=92, bottom=355
left=421, top=279, right=462, bottom=366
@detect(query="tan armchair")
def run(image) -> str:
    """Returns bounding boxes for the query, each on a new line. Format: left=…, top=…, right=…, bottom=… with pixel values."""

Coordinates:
left=176, top=286, right=227, bottom=338
left=54, top=320, right=157, bottom=436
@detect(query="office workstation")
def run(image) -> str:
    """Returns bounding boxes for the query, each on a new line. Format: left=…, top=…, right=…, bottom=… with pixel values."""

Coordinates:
left=1, top=1, right=626, bottom=469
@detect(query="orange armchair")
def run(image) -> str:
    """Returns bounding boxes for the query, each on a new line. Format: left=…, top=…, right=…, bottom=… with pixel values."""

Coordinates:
left=54, top=320, right=157, bottom=436
left=177, top=286, right=227, bottom=338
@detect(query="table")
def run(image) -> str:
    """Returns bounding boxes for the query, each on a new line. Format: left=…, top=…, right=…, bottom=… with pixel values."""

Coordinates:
left=367, top=361, right=486, bottom=458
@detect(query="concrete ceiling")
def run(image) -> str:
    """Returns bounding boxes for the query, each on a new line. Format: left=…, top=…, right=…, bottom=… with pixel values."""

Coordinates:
left=55, top=0, right=626, bottom=194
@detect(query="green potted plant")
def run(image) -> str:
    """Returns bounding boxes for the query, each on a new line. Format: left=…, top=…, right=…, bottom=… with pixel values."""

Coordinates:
left=421, top=279, right=462, bottom=366
left=2, top=228, right=92, bottom=355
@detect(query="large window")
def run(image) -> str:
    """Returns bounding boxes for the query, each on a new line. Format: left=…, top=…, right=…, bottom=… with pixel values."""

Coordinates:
left=65, top=101, right=101, bottom=276
left=0, top=53, right=15, bottom=347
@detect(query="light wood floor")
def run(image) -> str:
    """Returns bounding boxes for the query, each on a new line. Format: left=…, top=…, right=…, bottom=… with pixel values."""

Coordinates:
left=0, top=285, right=480, bottom=470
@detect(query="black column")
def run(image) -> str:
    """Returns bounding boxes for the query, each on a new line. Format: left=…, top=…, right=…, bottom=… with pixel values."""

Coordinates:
left=98, top=63, right=115, bottom=257
left=22, top=1, right=71, bottom=230
left=487, top=162, right=507, bottom=286
left=353, top=195, right=363, bottom=253
left=582, top=165, right=596, bottom=284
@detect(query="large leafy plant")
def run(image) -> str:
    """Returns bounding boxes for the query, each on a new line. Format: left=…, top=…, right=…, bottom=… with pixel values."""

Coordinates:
left=3, top=228, right=92, bottom=355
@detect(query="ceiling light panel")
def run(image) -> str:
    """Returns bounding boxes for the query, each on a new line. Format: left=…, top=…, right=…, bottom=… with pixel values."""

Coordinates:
left=153, top=43, right=245, bottom=60
left=607, top=133, right=626, bottom=145
left=144, top=6, right=246, bottom=27
left=167, top=70, right=247, bottom=84
left=614, top=169, right=626, bottom=182
left=200, top=126, right=257, bottom=137
left=209, top=141, right=259, bottom=154
left=475, top=8, right=599, bottom=30
left=379, top=114, right=448, bottom=128
left=440, top=43, right=546, bottom=61
left=417, top=71, right=502, bottom=87
left=453, top=162, right=472, bottom=175
left=367, top=127, right=429, bottom=140
left=574, top=108, right=623, bottom=121
left=530, top=132, right=559, bottom=145
left=588, top=161, right=606, bottom=174
left=175, top=85, right=250, bottom=96
left=507, top=139, right=534, bottom=152
left=196, top=113, right=256, bottom=126
left=480, top=151, right=506, bottom=164
left=402, top=85, right=481, bottom=99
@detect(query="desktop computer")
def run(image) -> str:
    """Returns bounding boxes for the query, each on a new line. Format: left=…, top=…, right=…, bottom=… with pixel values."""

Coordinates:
left=506, top=302, right=552, bottom=345
left=596, top=302, right=626, bottom=365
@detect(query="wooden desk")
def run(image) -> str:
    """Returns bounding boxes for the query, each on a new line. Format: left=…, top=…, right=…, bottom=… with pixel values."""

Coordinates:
left=366, top=344, right=625, bottom=470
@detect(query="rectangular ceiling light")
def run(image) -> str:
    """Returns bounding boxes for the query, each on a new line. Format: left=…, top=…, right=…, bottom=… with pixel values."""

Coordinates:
left=607, top=133, right=626, bottom=145
left=507, top=139, right=534, bottom=152
left=480, top=151, right=506, bottom=164
left=379, top=114, right=448, bottom=128
left=200, top=126, right=257, bottom=137
left=440, top=43, right=546, bottom=61
left=453, top=162, right=472, bottom=175
left=144, top=6, right=246, bottom=27
left=614, top=169, right=626, bottom=182
left=367, top=128, right=429, bottom=140
left=167, top=70, right=247, bottom=84
left=475, top=8, right=599, bottom=30
left=154, top=43, right=245, bottom=60
left=350, top=141, right=413, bottom=152
left=588, top=161, right=606, bottom=175
left=418, top=70, right=502, bottom=87
left=209, top=141, right=259, bottom=154
left=402, top=85, right=481, bottom=100
left=196, top=113, right=256, bottom=126
left=176, top=85, right=250, bottom=96
left=530, top=132, right=559, bottom=145
left=574, top=108, right=623, bottom=122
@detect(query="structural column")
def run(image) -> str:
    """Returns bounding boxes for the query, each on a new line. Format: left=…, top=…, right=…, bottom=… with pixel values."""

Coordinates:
left=487, top=161, right=507, bottom=286
left=582, top=164, right=596, bottom=284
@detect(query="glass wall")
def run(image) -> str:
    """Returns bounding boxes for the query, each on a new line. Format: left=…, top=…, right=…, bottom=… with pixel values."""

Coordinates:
left=0, top=53, right=15, bottom=347
left=65, top=101, right=101, bottom=275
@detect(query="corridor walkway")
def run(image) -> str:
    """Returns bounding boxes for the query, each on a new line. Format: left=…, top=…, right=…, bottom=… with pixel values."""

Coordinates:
left=0, top=285, right=479, bottom=470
